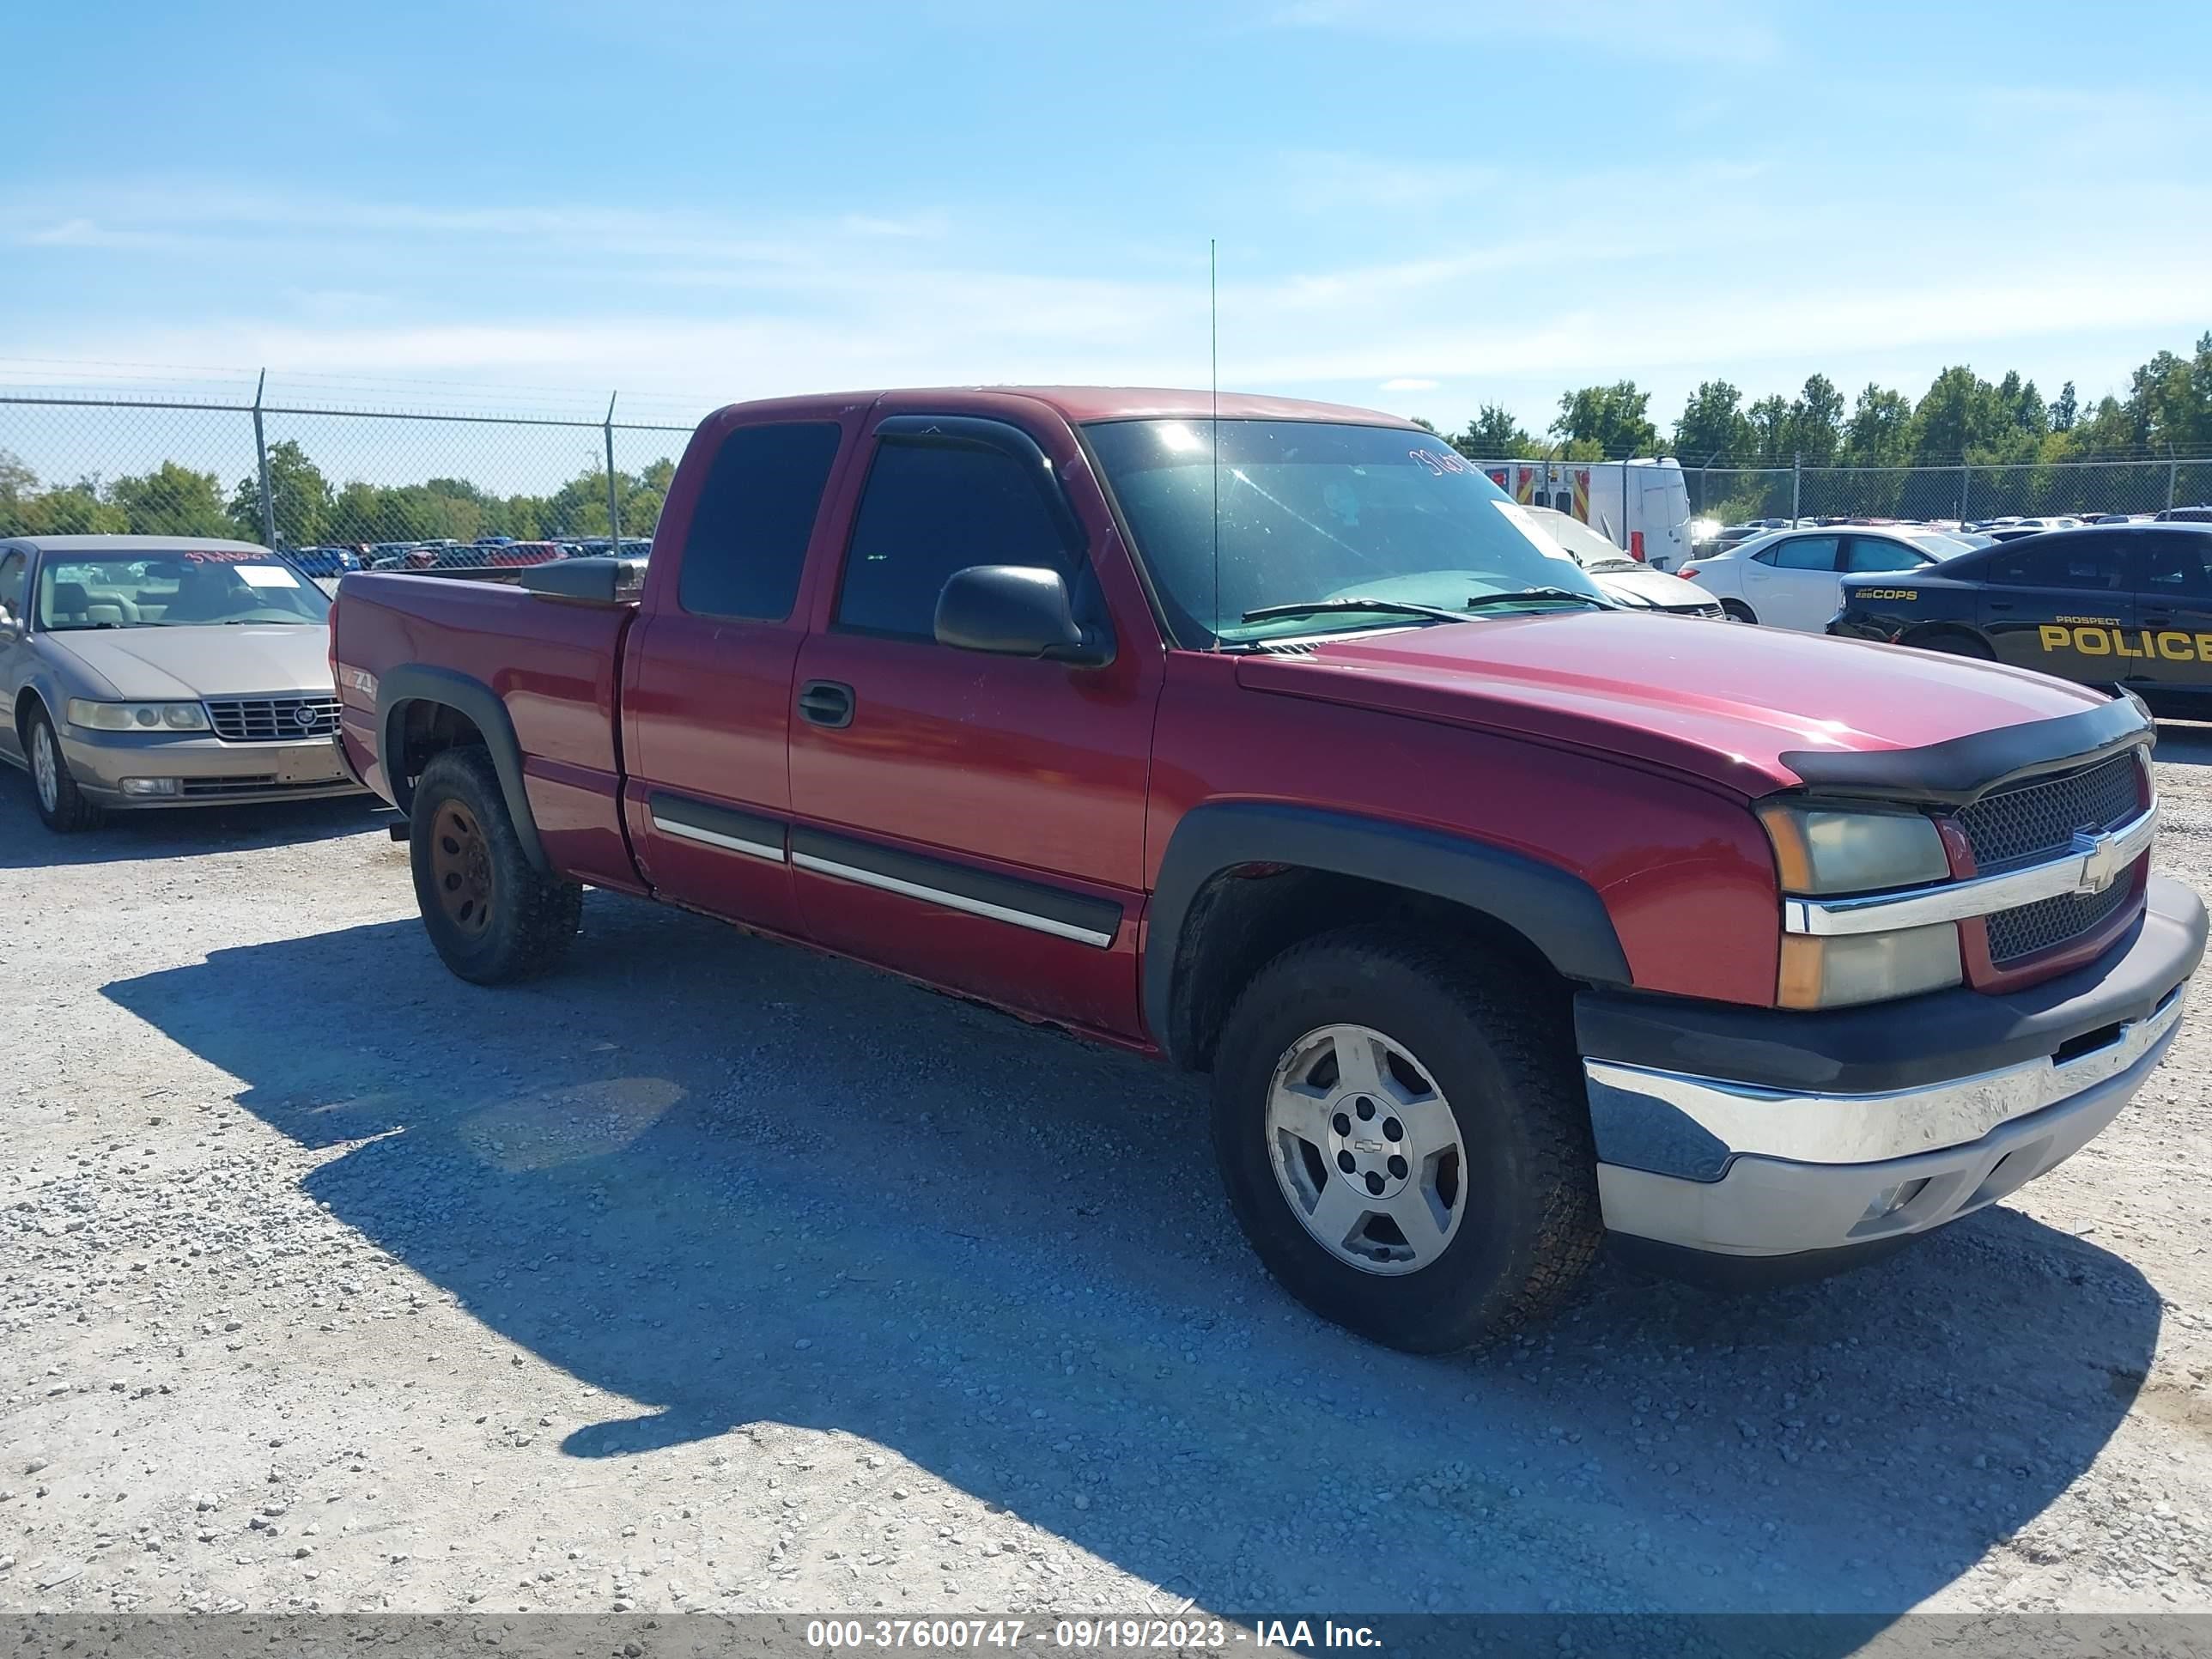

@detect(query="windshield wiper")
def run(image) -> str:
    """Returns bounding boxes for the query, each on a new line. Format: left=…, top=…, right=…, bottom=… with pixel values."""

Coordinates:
left=1240, top=598, right=1473, bottom=625
left=1464, top=587, right=1613, bottom=611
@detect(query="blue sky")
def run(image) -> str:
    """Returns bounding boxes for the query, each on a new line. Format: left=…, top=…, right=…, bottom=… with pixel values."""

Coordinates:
left=3, top=0, right=2209, bottom=434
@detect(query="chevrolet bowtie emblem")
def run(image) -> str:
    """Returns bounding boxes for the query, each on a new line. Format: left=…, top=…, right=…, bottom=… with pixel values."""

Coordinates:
left=2071, top=826, right=2125, bottom=896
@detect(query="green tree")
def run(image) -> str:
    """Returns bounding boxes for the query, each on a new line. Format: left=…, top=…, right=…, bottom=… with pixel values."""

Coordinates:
left=229, top=440, right=332, bottom=547
left=2128, top=332, right=2212, bottom=453
left=1407, top=416, right=1438, bottom=434
left=1746, top=394, right=1790, bottom=465
left=1550, top=381, right=1657, bottom=455
left=22, top=481, right=128, bottom=536
left=1785, top=374, right=1845, bottom=465
left=108, top=460, right=231, bottom=536
left=1451, top=404, right=1537, bottom=459
left=1672, top=380, right=1753, bottom=462
left=2048, top=380, right=2078, bottom=433
left=1842, top=384, right=1913, bottom=468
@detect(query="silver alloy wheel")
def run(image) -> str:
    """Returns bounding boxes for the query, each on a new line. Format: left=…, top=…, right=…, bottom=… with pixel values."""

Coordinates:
left=32, top=721, right=59, bottom=814
left=1263, top=1023, right=1468, bottom=1275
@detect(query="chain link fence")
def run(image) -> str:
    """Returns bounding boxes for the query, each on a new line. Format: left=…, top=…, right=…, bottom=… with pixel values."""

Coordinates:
left=1686, top=459, right=2212, bottom=526
left=8, top=390, right=2212, bottom=574
left=0, top=387, right=696, bottom=574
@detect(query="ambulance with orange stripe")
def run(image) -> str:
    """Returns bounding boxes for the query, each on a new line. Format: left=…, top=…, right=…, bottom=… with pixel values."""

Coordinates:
left=1477, top=458, right=1694, bottom=571
left=1828, top=522, right=2212, bottom=720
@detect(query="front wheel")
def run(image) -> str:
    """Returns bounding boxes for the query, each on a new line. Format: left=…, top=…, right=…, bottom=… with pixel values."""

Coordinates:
left=26, top=705, right=103, bottom=833
left=1210, top=927, right=1602, bottom=1352
left=1719, top=599, right=1759, bottom=624
left=409, top=746, right=581, bottom=984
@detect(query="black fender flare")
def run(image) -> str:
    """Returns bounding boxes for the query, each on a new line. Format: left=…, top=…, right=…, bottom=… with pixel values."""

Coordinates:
left=1143, top=801, right=1632, bottom=1063
left=376, top=665, right=550, bottom=872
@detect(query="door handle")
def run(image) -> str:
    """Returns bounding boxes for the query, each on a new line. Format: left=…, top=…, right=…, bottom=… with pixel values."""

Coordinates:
left=798, top=679, right=854, bottom=729
left=2143, top=614, right=2176, bottom=629
left=1987, top=600, right=2015, bottom=612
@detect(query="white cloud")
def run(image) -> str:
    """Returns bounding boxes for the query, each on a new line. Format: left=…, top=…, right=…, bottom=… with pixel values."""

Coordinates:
left=1381, top=378, right=1438, bottom=392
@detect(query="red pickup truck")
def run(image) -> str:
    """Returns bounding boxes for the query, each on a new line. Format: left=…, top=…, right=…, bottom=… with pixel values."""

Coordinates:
left=331, top=387, right=2204, bottom=1352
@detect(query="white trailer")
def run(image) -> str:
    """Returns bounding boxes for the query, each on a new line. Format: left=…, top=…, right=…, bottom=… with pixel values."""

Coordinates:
left=1477, top=458, right=1693, bottom=571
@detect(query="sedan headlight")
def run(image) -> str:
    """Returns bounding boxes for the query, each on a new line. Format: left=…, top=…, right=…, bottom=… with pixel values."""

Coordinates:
left=65, top=699, right=210, bottom=732
left=1762, top=804, right=1960, bottom=1008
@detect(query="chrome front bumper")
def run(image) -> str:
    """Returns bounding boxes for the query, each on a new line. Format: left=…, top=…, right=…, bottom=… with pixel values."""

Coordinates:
left=1588, top=986, right=2186, bottom=1260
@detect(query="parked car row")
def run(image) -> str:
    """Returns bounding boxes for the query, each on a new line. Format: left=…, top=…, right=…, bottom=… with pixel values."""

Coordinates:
left=276, top=536, right=656, bottom=578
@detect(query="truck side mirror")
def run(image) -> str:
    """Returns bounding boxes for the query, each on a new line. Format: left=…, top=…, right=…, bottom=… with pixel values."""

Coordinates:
left=934, top=565, right=1114, bottom=667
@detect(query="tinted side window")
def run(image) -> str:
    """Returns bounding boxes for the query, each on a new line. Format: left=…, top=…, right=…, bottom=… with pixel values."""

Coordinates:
left=0, top=553, right=25, bottom=620
left=1985, top=538, right=2125, bottom=591
left=2136, top=534, right=2212, bottom=599
left=678, top=422, right=843, bottom=621
left=1764, top=535, right=1841, bottom=571
left=835, top=440, right=1074, bottom=639
left=1844, top=537, right=1929, bottom=574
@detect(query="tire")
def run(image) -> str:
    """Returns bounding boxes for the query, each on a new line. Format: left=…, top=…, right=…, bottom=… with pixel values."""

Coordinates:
left=24, top=704, right=103, bottom=833
left=409, top=745, right=581, bottom=984
left=1209, top=927, right=1602, bottom=1353
left=1918, top=631, right=1995, bottom=659
left=1719, top=599, right=1758, bottom=624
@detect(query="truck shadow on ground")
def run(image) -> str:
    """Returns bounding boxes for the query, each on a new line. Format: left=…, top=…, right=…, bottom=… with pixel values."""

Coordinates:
left=0, top=771, right=386, bottom=868
left=104, top=895, right=2159, bottom=1622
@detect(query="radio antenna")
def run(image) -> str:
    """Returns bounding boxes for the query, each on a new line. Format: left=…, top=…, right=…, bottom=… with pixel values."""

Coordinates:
left=1210, top=237, right=1220, bottom=644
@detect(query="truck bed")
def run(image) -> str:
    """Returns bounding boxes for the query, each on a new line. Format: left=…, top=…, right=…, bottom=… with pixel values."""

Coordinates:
left=332, top=570, right=637, bottom=886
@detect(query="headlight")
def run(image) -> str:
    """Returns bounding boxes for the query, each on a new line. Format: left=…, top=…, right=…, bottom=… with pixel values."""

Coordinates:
left=1763, top=804, right=1960, bottom=1008
left=64, top=699, right=210, bottom=732
left=1759, top=804, right=1948, bottom=894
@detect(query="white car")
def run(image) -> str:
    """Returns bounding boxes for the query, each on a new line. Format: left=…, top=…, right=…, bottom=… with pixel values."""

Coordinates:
left=1677, top=525, right=1977, bottom=630
left=1520, top=507, right=1723, bottom=617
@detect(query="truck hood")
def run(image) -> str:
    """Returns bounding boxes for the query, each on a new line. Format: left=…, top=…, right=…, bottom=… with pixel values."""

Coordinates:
left=1234, top=611, right=2122, bottom=798
left=45, top=625, right=334, bottom=702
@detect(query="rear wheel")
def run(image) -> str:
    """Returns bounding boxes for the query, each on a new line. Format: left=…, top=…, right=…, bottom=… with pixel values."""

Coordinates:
left=1719, top=599, right=1759, bottom=624
left=1210, top=927, right=1602, bottom=1352
left=409, top=745, right=580, bottom=983
left=25, top=705, right=102, bottom=833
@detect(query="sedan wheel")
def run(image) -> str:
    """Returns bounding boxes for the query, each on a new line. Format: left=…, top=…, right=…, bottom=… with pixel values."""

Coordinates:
left=32, top=721, right=59, bottom=815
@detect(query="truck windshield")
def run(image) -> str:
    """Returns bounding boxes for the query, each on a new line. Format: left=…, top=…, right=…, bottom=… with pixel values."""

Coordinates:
left=1085, top=419, right=1607, bottom=647
left=36, top=552, right=331, bottom=631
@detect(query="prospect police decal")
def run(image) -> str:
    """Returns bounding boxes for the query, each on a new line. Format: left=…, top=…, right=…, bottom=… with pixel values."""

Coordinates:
left=2041, top=623, right=2212, bottom=661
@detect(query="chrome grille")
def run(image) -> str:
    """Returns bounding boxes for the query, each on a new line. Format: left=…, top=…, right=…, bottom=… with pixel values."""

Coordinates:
left=204, top=696, right=341, bottom=743
left=1986, top=876, right=2135, bottom=964
left=1956, top=753, right=2140, bottom=871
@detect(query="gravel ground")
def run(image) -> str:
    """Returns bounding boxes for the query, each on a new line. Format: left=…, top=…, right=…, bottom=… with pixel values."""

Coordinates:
left=3, top=730, right=2211, bottom=1632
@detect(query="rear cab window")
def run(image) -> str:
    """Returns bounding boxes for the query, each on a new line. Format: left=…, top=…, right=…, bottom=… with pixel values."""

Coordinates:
left=678, top=422, right=845, bottom=621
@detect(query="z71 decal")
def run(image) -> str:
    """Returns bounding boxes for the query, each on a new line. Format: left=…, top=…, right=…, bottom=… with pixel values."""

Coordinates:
left=2039, top=624, right=2212, bottom=662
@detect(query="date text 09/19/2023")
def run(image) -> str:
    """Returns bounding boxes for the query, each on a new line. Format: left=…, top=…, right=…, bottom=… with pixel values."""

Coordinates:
left=802, top=1617, right=1385, bottom=1650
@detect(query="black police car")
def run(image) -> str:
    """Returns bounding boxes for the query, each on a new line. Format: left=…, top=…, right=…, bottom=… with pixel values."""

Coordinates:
left=1828, top=521, right=2212, bottom=716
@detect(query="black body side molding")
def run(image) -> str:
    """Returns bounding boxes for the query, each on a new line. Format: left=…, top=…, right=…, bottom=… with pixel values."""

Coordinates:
left=375, top=665, right=550, bottom=873
left=1144, top=801, right=1632, bottom=1062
